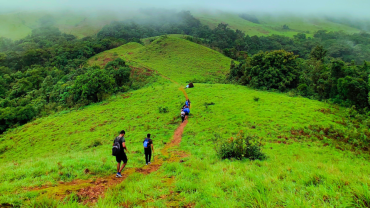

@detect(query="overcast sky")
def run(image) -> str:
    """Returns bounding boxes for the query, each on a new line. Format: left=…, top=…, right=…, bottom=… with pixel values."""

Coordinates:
left=2, top=0, right=370, bottom=18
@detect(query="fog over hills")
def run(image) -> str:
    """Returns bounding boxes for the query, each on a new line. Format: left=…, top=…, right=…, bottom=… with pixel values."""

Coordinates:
left=2, top=0, right=370, bottom=18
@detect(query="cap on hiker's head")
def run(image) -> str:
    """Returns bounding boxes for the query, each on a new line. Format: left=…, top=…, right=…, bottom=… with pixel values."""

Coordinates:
left=147, top=134, right=151, bottom=138
left=120, top=130, right=125, bottom=135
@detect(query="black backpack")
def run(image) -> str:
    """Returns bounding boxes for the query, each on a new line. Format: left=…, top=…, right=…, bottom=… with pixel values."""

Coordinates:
left=112, top=137, right=121, bottom=156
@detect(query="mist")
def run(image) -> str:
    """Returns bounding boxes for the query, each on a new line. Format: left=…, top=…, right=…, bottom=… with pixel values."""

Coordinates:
left=2, top=0, right=370, bottom=19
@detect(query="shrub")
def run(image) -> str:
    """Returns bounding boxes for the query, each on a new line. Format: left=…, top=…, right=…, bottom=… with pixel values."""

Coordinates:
left=216, top=131, right=267, bottom=160
left=253, top=97, right=260, bottom=102
left=158, top=106, right=169, bottom=113
left=204, top=102, right=215, bottom=109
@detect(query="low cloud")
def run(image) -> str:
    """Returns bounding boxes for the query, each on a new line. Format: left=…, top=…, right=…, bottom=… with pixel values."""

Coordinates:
left=2, top=0, right=370, bottom=18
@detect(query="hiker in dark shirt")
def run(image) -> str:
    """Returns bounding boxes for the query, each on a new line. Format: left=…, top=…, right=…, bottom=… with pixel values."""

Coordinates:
left=143, top=134, right=154, bottom=165
left=113, top=130, right=128, bottom=178
left=185, top=99, right=191, bottom=108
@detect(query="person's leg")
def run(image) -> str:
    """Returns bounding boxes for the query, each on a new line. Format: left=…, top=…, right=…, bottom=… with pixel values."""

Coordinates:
left=117, top=162, right=120, bottom=173
left=145, top=149, right=149, bottom=164
left=148, top=150, right=152, bottom=163
left=119, top=154, right=128, bottom=173
left=119, top=163, right=126, bottom=173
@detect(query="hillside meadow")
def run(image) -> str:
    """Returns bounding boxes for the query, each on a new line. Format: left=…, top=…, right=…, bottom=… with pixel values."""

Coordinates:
left=88, top=36, right=233, bottom=85
left=91, top=84, right=370, bottom=207
left=1, top=82, right=370, bottom=207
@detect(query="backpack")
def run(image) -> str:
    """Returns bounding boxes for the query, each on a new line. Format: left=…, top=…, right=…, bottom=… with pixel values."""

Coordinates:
left=143, top=138, right=150, bottom=148
left=112, top=137, right=121, bottom=156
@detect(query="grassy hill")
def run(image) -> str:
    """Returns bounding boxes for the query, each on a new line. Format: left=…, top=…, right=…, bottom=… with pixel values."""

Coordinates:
left=89, top=36, right=233, bottom=84
left=0, top=11, right=365, bottom=40
left=0, top=11, right=121, bottom=40
left=193, top=12, right=362, bottom=37
left=1, top=82, right=370, bottom=207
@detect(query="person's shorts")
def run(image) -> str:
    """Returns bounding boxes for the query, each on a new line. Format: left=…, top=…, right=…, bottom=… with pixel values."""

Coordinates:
left=116, top=153, right=128, bottom=163
left=185, top=112, right=189, bottom=115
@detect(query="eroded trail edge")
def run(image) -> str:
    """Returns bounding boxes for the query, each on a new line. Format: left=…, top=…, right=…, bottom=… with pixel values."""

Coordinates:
left=29, top=82, right=190, bottom=205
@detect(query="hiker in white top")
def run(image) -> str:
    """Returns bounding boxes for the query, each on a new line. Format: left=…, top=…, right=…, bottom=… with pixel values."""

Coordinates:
left=181, top=109, right=185, bottom=123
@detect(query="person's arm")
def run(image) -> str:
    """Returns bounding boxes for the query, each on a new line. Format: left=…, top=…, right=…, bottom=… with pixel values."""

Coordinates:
left=122, top=142, right=128, bottom=152
left=151, top=143, right=154, bottom=152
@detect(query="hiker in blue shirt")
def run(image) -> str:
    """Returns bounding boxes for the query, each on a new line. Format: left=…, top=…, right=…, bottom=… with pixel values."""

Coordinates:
left=183, top=106, right=190, bottom=120
left=143, top=134, right=154, bottom=165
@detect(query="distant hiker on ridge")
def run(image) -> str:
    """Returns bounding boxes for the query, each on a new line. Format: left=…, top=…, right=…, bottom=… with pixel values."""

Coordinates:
left=143, top=134, right=154, bottom=165
left=112, top=130, right=128, bottom=178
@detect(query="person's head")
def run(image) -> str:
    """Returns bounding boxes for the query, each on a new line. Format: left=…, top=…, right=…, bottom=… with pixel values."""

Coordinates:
left=147, top=134, right=151, bottom=138
left=120, top=130, right=125, bottom=136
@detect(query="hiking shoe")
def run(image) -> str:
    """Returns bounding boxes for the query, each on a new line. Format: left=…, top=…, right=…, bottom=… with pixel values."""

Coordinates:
left=148, top=162, right=151, bottom=164
left=146, top=163, right=148, bottom=165
left=116, top=173, right=122, bottom=178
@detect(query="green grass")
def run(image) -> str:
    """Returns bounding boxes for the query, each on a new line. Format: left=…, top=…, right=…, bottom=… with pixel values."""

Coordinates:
left=89, top=36, right=233, bottom=84
left=88, top=42, right=144, bottom=67
left=2, top=82, right=370, bottom=207
left=193, top=12, right=361, bottom=37
left=0, top=81, right=186, bottom=203
left=95, top=84, right=370, bottom=207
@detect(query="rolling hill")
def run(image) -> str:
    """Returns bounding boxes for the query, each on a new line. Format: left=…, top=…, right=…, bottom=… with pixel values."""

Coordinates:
left=0, top=10, right=365, bottom=40
left=193, top=12, right=362, bottom=37
left=89, top=36, right=233, bottom=84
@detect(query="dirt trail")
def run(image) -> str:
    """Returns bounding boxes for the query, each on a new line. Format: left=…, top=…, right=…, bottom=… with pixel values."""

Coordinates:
left=29, top=61, right=190, bottom=205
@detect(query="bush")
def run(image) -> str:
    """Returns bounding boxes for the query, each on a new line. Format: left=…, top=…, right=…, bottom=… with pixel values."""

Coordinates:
left=216, top=131, right=267, bottom=160
left=158, top=106, right=169, bottom=113
left=253, top=97, right=260, bottom=102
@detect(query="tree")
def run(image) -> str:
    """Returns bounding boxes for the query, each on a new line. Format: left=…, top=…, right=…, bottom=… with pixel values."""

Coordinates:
left=248, top=50, right=299, bottom=91
left=310, top=45, right=327, bottom=62
left=338, top=76, right=368, bottom=108
left=73, top=68, right=115, bottom=103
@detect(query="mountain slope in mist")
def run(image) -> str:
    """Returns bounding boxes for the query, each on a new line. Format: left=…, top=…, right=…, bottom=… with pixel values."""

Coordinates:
left=0, top=10, right=365, bottom=40
left=194, top=12, right=361, bottom=37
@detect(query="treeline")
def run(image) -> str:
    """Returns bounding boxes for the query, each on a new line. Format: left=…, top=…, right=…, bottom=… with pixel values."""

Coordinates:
left=0, top=27, right=131, bottom=133
left=228, top=48, right=370, bottom=111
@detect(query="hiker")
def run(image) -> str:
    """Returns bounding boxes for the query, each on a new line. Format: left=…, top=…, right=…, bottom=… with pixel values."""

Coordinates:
left=185, top=99, right=191, bottom=108
left=112, top=130, right=128, bottom=178
left=143, top=134, right=154, bottom=165
left=183, top=106, right=190, bottom=120
left=185, top=83, right=194, bottom=88
left=181, top=109, right=185, bottom=123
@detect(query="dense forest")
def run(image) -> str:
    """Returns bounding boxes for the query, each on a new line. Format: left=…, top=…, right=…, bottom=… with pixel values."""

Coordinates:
left=0, top=27, right=133, bottom=133
left=1, top=10, right=370, bottom=133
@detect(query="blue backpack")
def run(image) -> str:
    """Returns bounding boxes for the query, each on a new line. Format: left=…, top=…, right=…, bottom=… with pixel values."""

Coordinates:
left=143, top=138, right=150, bottom=148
